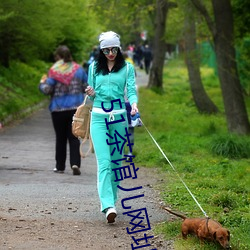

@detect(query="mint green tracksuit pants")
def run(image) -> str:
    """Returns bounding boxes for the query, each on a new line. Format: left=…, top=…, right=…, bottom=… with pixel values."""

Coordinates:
left=90, top=110, right=128, bottom=212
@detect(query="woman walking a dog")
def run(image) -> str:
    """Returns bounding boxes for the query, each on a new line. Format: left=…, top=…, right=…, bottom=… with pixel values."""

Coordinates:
left=85, top=31, right=138, bottom=223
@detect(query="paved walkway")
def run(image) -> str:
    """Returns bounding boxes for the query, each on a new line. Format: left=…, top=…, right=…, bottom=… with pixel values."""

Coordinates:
left=135, top=68, right=149, bottom=87
left=0, top=70, right=171, bottom=249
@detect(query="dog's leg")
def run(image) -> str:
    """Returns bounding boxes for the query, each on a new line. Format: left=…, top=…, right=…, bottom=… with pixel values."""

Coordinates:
left=181, top=231, right=188, bottom=240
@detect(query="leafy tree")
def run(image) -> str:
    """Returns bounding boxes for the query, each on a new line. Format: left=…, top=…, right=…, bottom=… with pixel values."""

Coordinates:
left=232, top=0, right=250, bottom=95
left=148, top=0, right=177, bottom=89
left=0, top=0, right=57, bottom=66
left=0, top=0, right=99, bottom=67
left=232, top=0, right=250, bottom=40
left=164, top=1, right=184, bottom=44
left=91, top=0, right=155, bottom=47
left=53, top=1, right=99, bottom=62
left=191, top=0, right=250, bottom=134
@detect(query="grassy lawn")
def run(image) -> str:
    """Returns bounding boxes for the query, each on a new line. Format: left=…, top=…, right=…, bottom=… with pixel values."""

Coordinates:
left=0, top=60, right=49, bottom=123
left=133, top=58, right=250, bottom=250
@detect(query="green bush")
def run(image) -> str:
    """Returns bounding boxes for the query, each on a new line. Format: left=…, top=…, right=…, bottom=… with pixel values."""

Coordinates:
left=210, top=135, right=250, bottom=159
left=0, top=60, right=49, bottom=122
left=210, top=191, right=238, bottom=209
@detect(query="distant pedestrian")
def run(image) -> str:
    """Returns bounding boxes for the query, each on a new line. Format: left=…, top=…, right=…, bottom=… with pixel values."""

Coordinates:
left=86, top=46, right=99, bottom=71
left=134, top=45, right=144, bottom=69
left=143, top=44, right=152, bottom=74
left=39, top=45, right=88, bottom=175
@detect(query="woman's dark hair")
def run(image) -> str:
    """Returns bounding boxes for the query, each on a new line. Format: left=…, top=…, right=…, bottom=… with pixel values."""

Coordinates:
left=95, top=48, right=126, bottom=75
left=54, top=45, right=73, bottom=63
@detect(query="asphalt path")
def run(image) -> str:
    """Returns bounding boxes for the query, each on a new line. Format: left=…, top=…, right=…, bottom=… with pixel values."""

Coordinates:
left=0, top=69, right=172, bottom=249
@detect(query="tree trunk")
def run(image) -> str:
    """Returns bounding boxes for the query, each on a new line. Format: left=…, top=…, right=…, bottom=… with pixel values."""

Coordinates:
left=147, top=0, right=169, bottom=90
left=191, top=0, right=250, bottom=134
left=184, top=4, right=218, bottom=114
left=212, top=0, right=250, bottom=134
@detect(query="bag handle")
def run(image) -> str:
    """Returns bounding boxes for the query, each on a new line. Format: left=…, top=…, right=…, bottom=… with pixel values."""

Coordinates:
left=79, top=113, right=94, bottom=158
left=79, top=95, right=94, bottom=158
left=83, top=94, right=88, bottom=105
left=79, top=136, right=94, bottom=158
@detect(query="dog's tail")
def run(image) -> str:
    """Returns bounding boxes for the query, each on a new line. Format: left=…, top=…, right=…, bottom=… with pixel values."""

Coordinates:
left=162, top=206, right=187, bottom=220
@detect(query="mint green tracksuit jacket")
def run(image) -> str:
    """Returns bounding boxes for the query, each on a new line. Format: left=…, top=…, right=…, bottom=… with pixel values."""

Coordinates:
left=88, top=62, right=138, bottom=212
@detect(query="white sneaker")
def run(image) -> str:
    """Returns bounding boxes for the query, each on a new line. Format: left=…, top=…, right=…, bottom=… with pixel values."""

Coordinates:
left=72, top=165, right=81, bottom=175
left=53, top=168, right=64, bottom=173
left=105, top=207, right=117, bottom=223
left=126, top=152, right=133, bottom=161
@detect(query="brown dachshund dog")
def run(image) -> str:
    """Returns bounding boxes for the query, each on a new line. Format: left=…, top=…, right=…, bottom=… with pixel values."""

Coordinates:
left=163, top=207, right=231, bottom=249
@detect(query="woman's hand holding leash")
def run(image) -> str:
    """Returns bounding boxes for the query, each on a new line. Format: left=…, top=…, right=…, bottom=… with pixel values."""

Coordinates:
left=131, top=103, right=138, bottom=115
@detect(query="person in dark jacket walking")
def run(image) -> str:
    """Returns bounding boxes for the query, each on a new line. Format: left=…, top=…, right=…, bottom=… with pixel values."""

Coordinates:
left=143, top=44, right=152, bottom=74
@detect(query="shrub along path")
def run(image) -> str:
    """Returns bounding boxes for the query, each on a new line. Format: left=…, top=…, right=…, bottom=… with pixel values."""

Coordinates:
left=0, top=69, right=173, bottom=249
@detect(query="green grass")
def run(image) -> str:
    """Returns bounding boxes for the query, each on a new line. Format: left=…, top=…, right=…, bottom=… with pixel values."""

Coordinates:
left=0, top=60, right=50, bottom=123
left=133, top=58, right=250, bottom=250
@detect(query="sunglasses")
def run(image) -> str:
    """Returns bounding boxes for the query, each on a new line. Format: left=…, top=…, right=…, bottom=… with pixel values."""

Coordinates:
left=102, top=47, right=119, bottom=55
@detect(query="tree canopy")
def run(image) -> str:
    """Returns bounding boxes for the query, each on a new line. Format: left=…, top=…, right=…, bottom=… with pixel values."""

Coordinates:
left=0, top=0, right=99, bottom=66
